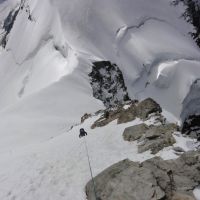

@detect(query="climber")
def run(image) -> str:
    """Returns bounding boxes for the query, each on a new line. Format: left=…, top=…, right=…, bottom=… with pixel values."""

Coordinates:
left=79, top=128, right=87, bottom=138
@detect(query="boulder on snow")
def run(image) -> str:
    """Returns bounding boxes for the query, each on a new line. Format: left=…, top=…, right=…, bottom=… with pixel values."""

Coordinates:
left=136, top=98, right=162, bottom=120
left=85, top=159, right=165, bottom=200
left=138, top=133, right=176, bottom=154
left=123, top=123, right=178, bottom=154
left=123, top=123, right=149, bottom=141
left=81, top=113, right=92, bottom=123
left=86, top=151, right=200, bottom=200
left=117, top=104, right=137, bottom=124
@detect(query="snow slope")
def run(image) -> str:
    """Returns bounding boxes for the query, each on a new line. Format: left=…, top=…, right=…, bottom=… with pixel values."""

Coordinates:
left=0, top=0, right=199, bottom=199
left=0, top=114, right=197, bottom=200
left=0, top=0, right=199, bottom=117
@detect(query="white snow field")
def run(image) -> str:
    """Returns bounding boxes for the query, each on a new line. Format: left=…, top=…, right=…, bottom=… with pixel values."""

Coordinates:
left=0, top=0, right=199, bottom=199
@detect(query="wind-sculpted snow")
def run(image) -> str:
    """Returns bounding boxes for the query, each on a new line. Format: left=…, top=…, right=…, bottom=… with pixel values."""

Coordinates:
left=0, top=0, right=198, bottom=144
left=0, top=0, right=199, bottom=199
left=115, top=17, right=169, bottom=43
left=133, top=59, right=200, bottom=119
left=0, top=0, right=71, bottom=108
left=0, top=0, right=199, bottom=116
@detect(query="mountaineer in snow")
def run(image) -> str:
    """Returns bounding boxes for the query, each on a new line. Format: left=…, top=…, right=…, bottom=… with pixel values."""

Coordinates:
left=79, top=128, right=87, bottom=138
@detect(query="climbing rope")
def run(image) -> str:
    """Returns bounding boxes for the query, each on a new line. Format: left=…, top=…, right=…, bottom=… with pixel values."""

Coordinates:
left=83, top=137, right=98, bottom=200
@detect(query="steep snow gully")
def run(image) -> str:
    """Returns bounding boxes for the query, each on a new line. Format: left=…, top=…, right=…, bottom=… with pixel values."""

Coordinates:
left=0, top=0, right=199, bottom=199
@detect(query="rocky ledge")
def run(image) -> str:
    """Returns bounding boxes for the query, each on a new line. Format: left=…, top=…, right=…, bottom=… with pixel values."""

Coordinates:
left=86, top=151, right=200, bottom=200
left=91, top=98, right=163, bottom=129
left=123, top=123, right=179, bottom=154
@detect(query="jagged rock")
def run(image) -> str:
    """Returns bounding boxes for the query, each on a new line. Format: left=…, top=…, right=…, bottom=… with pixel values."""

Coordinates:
left=138, top=133, right=176, bottom=154
left=123, top=123, right=178, bottom=154
left=123, top=123, right=149, bottom=141
left=1, top=8, right=19, bottom=47
left=145, top=124, right=178, bottom=138
left=182, top=115, right=200, bottom=140
left=81, top=113, right=92, bottom=123
left=86, top=151, right=200, bottom=200
left=89, top=61, right=130, bottom=108
left=91, top=99, right=164, bottom=129
left=136, top=98, right=162, bottom=120
left=85, top=159, right=165, bottom=200
left=117, top=104, right=137, bottom=124
left=91, top=109, right=121, bottom=129
left=143, top=151, right=200, bottom=197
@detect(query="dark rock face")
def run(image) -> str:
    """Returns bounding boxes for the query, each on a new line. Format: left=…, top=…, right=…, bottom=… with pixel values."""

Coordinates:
left=86, top=151, right=200, bottom=200
left=89, top=61, right=130, bottom=108
left=1, top=9, right=19, bottom=47
left=123, top=123, right=178, bottom=154
left=0, top=1, right=34, bottom=48
left=182, top=115, right=200, bottom=140
left=172, top=0, right=200, bottom=47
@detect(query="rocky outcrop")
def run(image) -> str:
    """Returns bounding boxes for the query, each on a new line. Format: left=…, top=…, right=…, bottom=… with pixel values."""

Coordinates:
left=182, top=115, right=200, bottom=140
left=91, top=98, right=162, bottom=129
left=136, top=98, right=162, bottom=120
left=81, top=113, right=92, bottom=123
left=117, top=103, right=138, bottom=124
left=123, top=123, right=178, bottom=154
left=89, top=61, right=130, bottom=108
left=86, top=151, right=200, bottom=200
left=91, top=108, right=122, bottom=129
left=0, top=0, right=34, bottom=48
left=123, top=123, right=149, bottom=141
left=1, top=8, right=19, bottom=47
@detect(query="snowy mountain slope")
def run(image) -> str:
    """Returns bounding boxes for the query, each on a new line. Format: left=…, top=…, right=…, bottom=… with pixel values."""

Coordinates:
left=0, top=113, right=197, bottom=200
left=51, top=0, right=200, bottom=120
left=0, top=52, right=103, bottom=152
left=0, top=0, right=199, bottom=199
left=0, top=0, right=69, bottom=109
left=0, top=0, right=199, bottom=117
